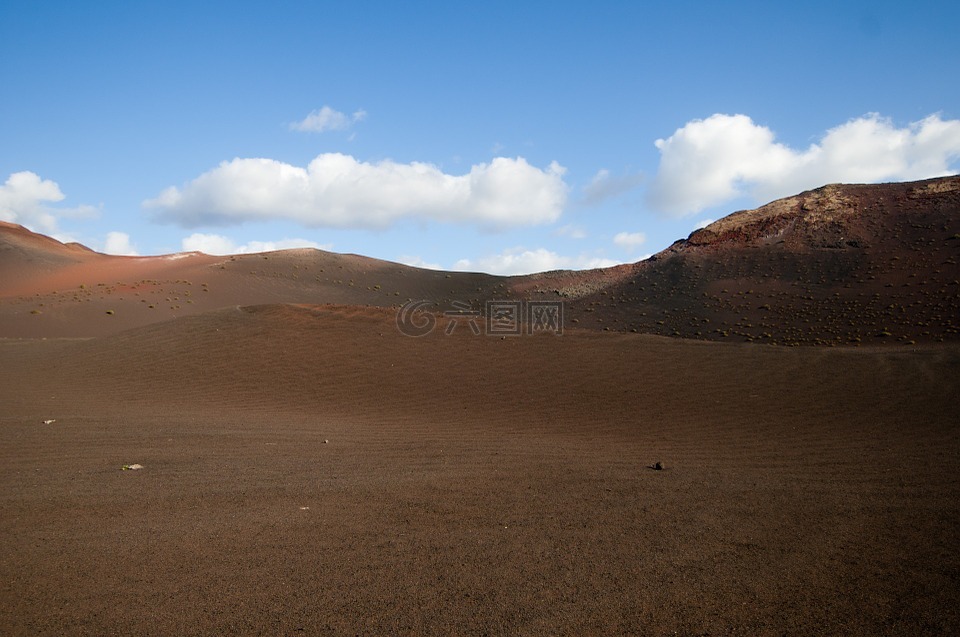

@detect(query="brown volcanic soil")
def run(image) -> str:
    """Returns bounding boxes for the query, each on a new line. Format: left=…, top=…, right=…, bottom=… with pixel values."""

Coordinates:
left=1, top=305, right=959, bottom=635
left=564, top=177, right=960, bottom=345
left=2, top=178, right=960, bottom=634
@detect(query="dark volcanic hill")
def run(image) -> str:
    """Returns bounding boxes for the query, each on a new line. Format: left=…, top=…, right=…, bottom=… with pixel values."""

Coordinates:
left=563, top=176, right=960, bottom=345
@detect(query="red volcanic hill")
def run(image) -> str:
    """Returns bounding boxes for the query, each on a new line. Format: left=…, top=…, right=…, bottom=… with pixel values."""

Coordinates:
left=0, top=220, right=96, bottom=273
left=564, top=176, right=960, bottom=345
left=2, top=175, right=959, bottom=342
left=0, top=228, right=507, bottom=338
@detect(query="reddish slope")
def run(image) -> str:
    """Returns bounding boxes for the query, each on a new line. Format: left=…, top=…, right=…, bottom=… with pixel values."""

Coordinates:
left=0, top=226, right=507, bottom=337
left=0, top=220, right=97, bottom=275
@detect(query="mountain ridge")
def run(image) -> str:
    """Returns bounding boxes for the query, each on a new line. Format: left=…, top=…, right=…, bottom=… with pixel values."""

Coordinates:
left=2, top=176, right=958, bottom=343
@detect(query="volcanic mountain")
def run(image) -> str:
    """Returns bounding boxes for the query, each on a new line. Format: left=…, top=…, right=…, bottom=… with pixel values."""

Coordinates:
left=2, top=176, right=959, bottom=343
left=0, top=225, right=506, bottom=338
left=562, top=175, right=960, bottom=345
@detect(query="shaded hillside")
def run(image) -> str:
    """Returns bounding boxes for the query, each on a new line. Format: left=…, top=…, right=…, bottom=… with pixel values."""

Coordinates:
left=0, top=220, right=95, bottom=274
left=567, top=176, right=960, bottom=345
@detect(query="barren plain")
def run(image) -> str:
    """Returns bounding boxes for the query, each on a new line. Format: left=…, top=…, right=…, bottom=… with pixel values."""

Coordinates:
left=1, top=177, right=959, bottom=635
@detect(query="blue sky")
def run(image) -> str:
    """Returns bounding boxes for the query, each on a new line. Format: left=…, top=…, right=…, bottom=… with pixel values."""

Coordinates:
left=2, top=0, right=959, bottom=274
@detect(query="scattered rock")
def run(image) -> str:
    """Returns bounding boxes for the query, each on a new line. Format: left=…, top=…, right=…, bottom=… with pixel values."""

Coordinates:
left=42, top=419, right=56, bottom=425
left=652, top=461, right=664, bottom=471
left=122, top=464, right=144, bottom=471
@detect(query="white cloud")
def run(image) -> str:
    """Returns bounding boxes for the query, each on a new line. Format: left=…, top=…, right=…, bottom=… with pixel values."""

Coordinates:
left=181, top=233, right=330, bottom=255
left=693, top=218, right=715, bottom=230
left=453, top=247, right=621, bottom=276
left=146, top=154, right=568, bottom=230
left=397, top=255, right=443, bottom=270
left=581, top=168, right=644, bottom=205
left=0, top=171, right=66, bottom=233
left=290, top=106, right=367, bottom=133
left=103, top=231, right=139, bottom=256
left=0, top=171, right=100, bottom=234
left=648, top=113, right=960, bottom=216
left=613, top=231, right=647, bottom=250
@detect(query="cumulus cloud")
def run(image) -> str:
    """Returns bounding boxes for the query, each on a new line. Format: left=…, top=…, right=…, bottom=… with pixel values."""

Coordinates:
left=0, top=171, right=100, bottom=234
left=453, top=247, right=621, bottom=276
left=181, top=233, right=330, bottom=255
left=693, top=218, right=715, bottom=231
left=581, top=168, right=644, bottom=206
left=0, top=171, right=66, bottom=233
left=146, top=154, right=568, bottom=230
left=648, top=113, right=960, bottom=216
left=613, top=231, right=647, bottom=250
left=290, top=106, right=367, bottom=133
left=103, top=231, right=139, bottom=256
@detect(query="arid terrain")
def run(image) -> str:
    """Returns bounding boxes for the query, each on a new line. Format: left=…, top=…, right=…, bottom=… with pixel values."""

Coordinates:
left=1, top=177, right=959, bottom=635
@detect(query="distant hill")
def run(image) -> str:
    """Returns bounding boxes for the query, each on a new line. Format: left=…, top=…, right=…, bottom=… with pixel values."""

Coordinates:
left=2, top=176, right=958, bottom=343
left=0, top=223, right=514, bottom=337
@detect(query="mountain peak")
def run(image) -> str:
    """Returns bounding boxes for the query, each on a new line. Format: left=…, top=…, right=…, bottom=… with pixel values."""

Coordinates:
left=682, top=175, right=960, bottom=250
